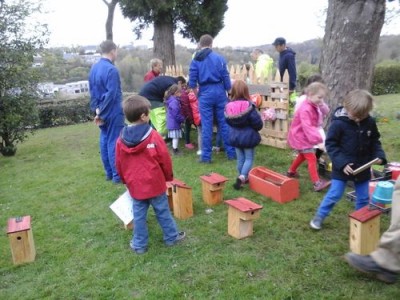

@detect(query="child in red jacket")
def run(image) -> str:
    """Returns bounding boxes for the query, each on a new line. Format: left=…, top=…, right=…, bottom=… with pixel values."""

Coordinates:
left=115, top=95, right=185, bottom=254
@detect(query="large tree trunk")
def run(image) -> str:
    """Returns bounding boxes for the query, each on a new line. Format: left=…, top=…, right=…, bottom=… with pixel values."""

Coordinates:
left=320, top=0, right=386, bottom=122
left=153, top=16, right=176, bottom=67
left=103, top=0, right=119, bottom=41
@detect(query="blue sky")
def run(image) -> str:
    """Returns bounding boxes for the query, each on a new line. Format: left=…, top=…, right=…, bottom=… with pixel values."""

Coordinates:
left=41, top=0, right=399, bottom=48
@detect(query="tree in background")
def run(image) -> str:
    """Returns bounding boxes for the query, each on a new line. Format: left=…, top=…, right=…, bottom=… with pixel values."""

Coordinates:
left=118, top=0, right=228, bottom=66
left=102, top=0, right=119, bottom=41
left=320, top=0, right=394, bottom=121
left=0, top=0, right=48, bottom=156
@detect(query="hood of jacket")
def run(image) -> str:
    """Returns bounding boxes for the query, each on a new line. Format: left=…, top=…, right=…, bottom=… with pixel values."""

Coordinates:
left=280, top=47, right=296, bottom=58
left=225, top=100, right=253, bottom=126
left=119, top=123, right=152, bottom=151
left=193, top=48, right=212, bottom=61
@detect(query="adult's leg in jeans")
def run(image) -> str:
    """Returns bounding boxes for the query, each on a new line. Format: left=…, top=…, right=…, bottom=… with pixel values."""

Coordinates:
left=132, top=198, right=150, bottom=250
left=215, top=99, right=235, bottom=159
left=99, top=126, right=112, bottom=179
left=354, top=180, right=370, bottom=210
left=150, top=193, right=179, bottom=244
left=371, top=178, right=400, bottom=272
left=199, top=98, right=213, bottom=162
left=316, top=179, right=347, bottom=219
left=235, top=148, right=245, bottom=176
left=241, top=148, right=255, bottom=180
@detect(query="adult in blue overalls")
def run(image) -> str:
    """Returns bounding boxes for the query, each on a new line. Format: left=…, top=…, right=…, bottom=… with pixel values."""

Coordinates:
left=89, top=40, right=125, bottom=183
left=188, top=34, right=235, bottom=163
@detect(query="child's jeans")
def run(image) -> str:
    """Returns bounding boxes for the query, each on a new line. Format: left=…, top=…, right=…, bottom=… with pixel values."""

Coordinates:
left=131, top=193, right=179, bottom=251
left=316, top=179, right=369, bottom=219
left=235, top=147, right=255, bottom=180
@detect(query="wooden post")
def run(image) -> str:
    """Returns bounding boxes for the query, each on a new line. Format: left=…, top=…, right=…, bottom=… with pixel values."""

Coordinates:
left=225, top=198, right=263, bottom=239
left=349, top=206, right=381, bottom=255
left=7, top=216, right=36, bottom=265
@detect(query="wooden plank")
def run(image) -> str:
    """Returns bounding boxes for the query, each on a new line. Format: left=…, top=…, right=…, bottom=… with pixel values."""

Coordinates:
left=248, top=84, right=270, bottom=96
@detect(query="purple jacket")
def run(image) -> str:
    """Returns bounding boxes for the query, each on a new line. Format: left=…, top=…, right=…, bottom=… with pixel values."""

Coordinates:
left=165, top=95, right=185, bottom=130
left=287, top=99, right=322, bottom=150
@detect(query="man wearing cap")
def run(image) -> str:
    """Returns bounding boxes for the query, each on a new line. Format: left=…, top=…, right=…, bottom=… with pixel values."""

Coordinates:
left=273, top=37, right=297, bottom=94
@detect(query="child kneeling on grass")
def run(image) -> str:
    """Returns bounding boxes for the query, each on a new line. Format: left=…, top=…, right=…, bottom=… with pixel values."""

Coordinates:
left=115, top=95, right=185, bottom=254
left=310, top=89, right=387, bottom=230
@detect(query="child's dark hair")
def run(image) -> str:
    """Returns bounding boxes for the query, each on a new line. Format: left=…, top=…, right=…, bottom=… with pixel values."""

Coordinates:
left=164, top=84, right=180, bottom=100
left=123, top=95, right=151, bottom=123
left=230, top=80, right=250, bottom=101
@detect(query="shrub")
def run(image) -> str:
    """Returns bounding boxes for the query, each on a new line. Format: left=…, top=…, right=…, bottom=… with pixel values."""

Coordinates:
left=371, top=62, right=400, bottom=95
left=37, top=96, right=93, bottom=128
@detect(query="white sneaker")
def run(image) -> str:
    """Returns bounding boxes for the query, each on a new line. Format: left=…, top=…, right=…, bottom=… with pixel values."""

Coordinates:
left=196, top=150, right=202, bottom=155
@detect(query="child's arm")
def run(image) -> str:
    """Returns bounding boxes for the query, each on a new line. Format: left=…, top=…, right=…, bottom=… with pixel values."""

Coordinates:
left=325, top=122, right=351, bottom=172
left=318, top=102, right=330, bottom=118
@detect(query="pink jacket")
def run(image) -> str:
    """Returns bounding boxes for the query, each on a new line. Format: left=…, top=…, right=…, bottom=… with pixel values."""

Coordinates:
left=287, top=99, right=323, bottom=150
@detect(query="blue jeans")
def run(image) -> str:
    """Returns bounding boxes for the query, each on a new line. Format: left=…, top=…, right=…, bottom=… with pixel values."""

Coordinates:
left=235, top=147, right=255, bottom=180
left=131, top=193, right=179, bottom=251
left=99, top=123, right=123, bottom=183
left=316, top=179, right=370, bottom=219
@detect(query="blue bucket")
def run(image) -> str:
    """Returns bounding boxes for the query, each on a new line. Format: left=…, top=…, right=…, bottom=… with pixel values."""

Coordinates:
left=371, top=181, right=395, bottom=208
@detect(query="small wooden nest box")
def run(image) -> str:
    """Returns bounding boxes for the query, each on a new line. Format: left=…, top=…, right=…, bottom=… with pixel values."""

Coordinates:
left=248, top=166, right=299, bottom=203
left=225, top=198, right=263, bottom=239
left=349, top=206, right=382, bottom=255
left=7, top=216, right=36, bottom=265
left=200, top=172, right=229, bottom=206
left=166, top=179, right=193, bottom=220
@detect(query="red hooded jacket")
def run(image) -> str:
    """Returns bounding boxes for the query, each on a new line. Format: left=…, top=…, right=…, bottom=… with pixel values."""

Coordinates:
left=116, top=124, right=173, bottom=200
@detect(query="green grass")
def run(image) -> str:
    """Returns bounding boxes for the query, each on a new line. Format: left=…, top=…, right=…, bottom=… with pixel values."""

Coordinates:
left=1, top=94, right=399, bottom=299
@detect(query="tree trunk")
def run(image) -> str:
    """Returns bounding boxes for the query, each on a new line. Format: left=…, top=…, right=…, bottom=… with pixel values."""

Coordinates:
left=320, top=0, right=386, bottom=122
left=153, top=16, right=176, bottom=68
left=103, top=0, right=119, bottom=41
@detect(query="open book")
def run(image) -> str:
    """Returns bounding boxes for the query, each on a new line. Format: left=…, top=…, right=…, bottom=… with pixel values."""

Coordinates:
left=352, top=158, right=380, bottom=175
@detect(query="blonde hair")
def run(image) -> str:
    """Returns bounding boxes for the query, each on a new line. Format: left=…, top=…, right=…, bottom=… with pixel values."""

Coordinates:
left=305, top=82, right=328, bottom=97
left=343, top=89, right=374, bottom=120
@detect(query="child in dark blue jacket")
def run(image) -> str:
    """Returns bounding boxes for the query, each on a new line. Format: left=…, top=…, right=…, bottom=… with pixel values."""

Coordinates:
left=224, top=80, right=264, bottom=190
left=310, top=90, right=387, bottom=230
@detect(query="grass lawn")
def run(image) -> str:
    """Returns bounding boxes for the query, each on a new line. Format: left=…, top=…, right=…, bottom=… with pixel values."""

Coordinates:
left=1, top=94, right=399, bottom=299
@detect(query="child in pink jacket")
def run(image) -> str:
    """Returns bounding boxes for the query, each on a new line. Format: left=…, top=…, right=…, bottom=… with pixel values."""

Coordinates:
left=286, top=82, right=331, bottom=192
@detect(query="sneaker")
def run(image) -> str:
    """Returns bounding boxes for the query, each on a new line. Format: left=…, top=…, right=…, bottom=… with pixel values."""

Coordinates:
left=310, top=215, right=324, bottom=230
left=129, top=241, right=148, bottom=255
left=185, top=143, right=195, bottom=150
left=196, top=150, right=202, bottom=156
left=166, top=231, right=186, bottom=247
left=313, top=180, right=331, bottom=192
left=344, top=253, right=398, bottom=284
left=212, top=146, right=221, bottom=153
left=286, top=171, right=300, bottom=178
left=233, top=175, right=246, bottom=190
left=173, top=148, right=182, bottom=156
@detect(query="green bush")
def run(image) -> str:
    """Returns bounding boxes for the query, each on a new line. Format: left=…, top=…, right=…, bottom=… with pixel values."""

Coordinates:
left=372, top=63, right=400, bottom=95
left=37, top=96, right=92, bottom=128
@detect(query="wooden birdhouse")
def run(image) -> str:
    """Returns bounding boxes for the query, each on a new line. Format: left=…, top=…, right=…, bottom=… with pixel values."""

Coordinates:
left=7, top=216, right=36, bottom=265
